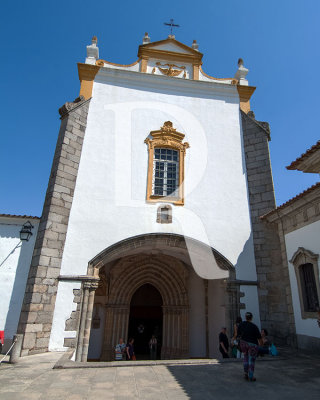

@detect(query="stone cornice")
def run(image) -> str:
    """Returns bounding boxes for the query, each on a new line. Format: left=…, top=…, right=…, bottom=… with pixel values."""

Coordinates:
left=58, top=96, right=90, bottom=119
left=58, top=275, right=99, bottom=282
left=237, top=85, right=256, bottom=113
left=225, top=279, right=258, bottom=286
left=241, top=110, right=271, bottom=140
left=77, top=63, right=100, bottom=100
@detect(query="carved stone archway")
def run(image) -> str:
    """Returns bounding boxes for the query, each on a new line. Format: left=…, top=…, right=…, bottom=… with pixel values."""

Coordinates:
left=75, top=233, right=239, bottom=362
left=101, top=254, right=189, bottom=360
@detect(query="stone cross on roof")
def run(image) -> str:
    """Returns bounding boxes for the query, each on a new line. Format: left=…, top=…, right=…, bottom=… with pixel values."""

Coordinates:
left=164, top=19, right=180, bottom=37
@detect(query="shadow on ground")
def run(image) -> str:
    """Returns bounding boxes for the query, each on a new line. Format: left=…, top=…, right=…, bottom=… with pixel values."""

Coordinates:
left=167, top=355, right=320, bottom=400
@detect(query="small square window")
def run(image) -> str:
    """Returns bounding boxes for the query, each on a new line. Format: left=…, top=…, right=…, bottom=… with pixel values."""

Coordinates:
left=156, top=205, right=172, bottom=224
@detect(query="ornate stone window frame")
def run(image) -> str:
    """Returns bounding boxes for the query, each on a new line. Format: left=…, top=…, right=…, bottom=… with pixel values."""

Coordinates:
left=290, top=247, right=320, bottom=319
left=145, top=121, right=189, bottom=206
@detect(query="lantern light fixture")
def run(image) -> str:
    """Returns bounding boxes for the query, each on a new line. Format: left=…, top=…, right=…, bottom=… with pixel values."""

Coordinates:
left=19, top=221, right=34, bottom=241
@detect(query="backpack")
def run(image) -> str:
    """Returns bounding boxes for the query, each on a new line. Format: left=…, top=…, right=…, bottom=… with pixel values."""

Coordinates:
left=270, top=343, right=278, bottom=356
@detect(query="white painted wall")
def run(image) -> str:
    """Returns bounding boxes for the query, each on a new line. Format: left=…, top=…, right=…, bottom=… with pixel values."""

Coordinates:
left=240, top=285, right=261, bottom=330
left=88, top=303, right=106, bottom=359
left=285, top=220, right=320, bottom=339
left=98, top=61, right=140, bottom=72
left=199, top=69, right=234, bottom=84
left=0, top=217, right=38, bottom=349
left=49, top=281, right=81, bottom=351
left=50, top=66, right=258, bottom=350
left=188, top=269, right=206, bottom=357
left=208, top=280, right=225, bottom=358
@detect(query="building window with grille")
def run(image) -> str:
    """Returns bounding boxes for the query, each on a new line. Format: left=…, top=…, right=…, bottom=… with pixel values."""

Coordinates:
left=145, top=121, right=189, bottom=206
left=299, top=263, right=319, bottom=312
left=290, top=247, right=320, bottom=319
left=153, top=148, right=179, bottom=197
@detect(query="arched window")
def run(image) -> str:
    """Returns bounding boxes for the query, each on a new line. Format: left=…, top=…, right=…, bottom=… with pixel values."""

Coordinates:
left=290, top=247, right=320, bottom=319
left=145, top=121, right=189, bottom=206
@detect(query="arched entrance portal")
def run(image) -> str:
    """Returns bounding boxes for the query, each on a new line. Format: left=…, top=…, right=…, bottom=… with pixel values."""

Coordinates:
left=128, top=284, right=163, bottom=358
left=77, top=234, right=238, bottom=362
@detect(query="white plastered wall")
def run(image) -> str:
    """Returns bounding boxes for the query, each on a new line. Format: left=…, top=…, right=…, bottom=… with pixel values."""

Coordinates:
left=188, top=269, right=206, bottom=357
left=0, top=218, right=38, bottom=349
left=240, top=285, right=261, bottom=329
left=50, top=67, right=258, bottom=350
left=285, top=220, right=320, bottom=339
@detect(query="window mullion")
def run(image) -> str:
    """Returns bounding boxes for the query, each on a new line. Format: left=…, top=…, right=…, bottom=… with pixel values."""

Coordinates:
left=164, top=161, right=168, bottom=196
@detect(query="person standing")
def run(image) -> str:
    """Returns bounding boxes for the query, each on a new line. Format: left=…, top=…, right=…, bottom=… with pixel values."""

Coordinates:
left=114, top=338, right=126, bottom=361
left=0, top=331, right=4, bottom=354
left=258, top=329, right=271, bottom=356
left=237, top=312, right=262, bottom=381
left=231, top=316, right=242, bottom=358
left=126, top=338, right=135, bottom=361
left=149, top=335, right=157, bottom=360
left=219, top=327, right=229, bottom=358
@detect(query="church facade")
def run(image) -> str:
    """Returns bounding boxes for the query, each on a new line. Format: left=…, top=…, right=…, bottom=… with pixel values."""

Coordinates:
left=15, top=34, right=294, bottom=360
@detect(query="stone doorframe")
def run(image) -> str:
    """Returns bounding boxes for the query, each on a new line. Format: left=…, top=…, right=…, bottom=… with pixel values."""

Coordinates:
left=75, top=233, right=240, bottom=361
left=74, top=274, right=100, bottom=362
left=100, top=254, right=189, bottom=360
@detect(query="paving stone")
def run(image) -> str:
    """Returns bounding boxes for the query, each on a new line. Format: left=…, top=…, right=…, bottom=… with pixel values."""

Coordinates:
left=2, top=346, right=320, bottom=399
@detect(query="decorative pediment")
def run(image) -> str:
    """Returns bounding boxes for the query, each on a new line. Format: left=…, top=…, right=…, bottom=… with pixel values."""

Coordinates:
left=138, top=38, right=203, bottom=65
left=289, top=247, right=319, bottom=265
left=145, top=41, right=196, bottom=55
left=145, top=121, right=189, bottom=152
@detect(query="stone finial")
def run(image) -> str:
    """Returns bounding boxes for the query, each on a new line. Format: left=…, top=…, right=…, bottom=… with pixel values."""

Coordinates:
left=234, top=57, right=249, bottom=86
left=168, top=34, right=175, bottom=39
left=143, top=32, right=151, bottom=44
left=192, top=40, right=199, bottom=51
left=85, top=35, right=99, bottom=65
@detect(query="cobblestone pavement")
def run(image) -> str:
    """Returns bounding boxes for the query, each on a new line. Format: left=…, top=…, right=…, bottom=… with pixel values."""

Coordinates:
left=0, top=350, right=320, bottom=400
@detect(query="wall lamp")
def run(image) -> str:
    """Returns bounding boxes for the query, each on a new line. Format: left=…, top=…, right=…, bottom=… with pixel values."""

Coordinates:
left=19, top=221, right=34, bottom=241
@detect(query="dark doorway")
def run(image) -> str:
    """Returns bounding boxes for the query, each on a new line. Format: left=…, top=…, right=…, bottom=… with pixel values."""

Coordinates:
left=128, top=284, right=163, bottom=359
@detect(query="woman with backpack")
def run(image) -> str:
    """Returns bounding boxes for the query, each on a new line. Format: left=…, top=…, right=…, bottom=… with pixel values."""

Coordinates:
left=237, top=312, right=262, bottom=382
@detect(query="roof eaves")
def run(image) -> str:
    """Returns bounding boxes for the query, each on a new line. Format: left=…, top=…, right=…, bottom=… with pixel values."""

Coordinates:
left=286, top=140, right=320, bottom=170
left=0, top=213, right=40, bottom=220
left=261, top=182, right=320, bottom=220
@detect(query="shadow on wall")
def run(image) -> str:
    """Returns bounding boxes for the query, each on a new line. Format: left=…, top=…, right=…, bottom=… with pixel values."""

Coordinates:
left=234, top=233, right=256, bottom=282
left=3, top=239, right=34, bottom=353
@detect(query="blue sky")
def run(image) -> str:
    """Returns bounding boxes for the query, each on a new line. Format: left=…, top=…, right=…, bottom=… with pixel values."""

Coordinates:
left=1, top=0, right=319, bottom=217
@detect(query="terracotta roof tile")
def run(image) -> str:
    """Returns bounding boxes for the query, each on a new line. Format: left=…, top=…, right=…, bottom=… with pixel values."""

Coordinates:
left=261, top=182, right=320, bottom=219
left=0, top=213, right=40, bottom=220
left=286, top=140, right=320, bottom=170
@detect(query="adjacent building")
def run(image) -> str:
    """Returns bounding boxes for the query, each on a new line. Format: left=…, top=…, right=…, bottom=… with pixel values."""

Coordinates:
left=0, top=214, right=39, bottom=352
left=262, top=141, right=320, bottom=351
